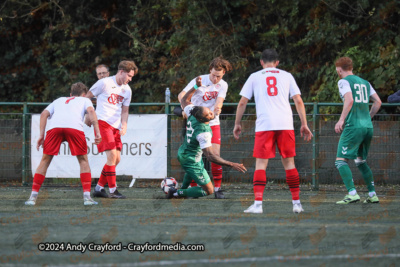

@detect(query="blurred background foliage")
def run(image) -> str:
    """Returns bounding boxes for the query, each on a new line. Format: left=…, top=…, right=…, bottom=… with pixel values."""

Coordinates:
left=1, top=0, right=399, bottom=105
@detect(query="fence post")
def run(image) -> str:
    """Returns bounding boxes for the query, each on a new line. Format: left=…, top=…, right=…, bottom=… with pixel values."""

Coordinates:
left=22, top=103, right=28, bottom=186
left=312, top=102, right=319, bottom=190
left=165, top=88, right=171, bottom=177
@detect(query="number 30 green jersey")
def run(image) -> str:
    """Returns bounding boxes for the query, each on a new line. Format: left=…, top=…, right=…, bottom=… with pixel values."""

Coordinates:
left=338, top=75, right=376, bottom=128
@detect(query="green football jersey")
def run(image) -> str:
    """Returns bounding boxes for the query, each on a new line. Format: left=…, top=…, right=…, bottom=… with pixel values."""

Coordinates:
left=338, top=75, right=373, bottom=128
left=178, top=108, right=212, bottom=164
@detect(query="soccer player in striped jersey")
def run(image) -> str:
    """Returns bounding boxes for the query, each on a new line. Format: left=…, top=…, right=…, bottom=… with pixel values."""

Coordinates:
left=334, top=57, right=382, bottom=204
left=233, top=49, right=313, bottom=214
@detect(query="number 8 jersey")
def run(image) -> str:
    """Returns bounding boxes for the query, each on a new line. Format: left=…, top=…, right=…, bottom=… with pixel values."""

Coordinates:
left=240, top=67, right=301, bottom=132
left=338, top=75, right=376, bottom=128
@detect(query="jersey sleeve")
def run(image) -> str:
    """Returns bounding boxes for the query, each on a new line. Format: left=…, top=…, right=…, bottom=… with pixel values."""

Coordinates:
left=84, top=98, right=94, bottom=113
left=288, top=74, right=301, bottom=98
left=184, top=104, right=195, bottom=117
left=89, top=79, right=104, bottom=97
left=240, top=74, right=254, bottom=100
left=217, top=81, right=228, bottom=99
left=45, top=101, right=55, bottom=117
left=338, top=79, right=352, bottom=100
left=369, top=83, right=377, bottom=96
left=123, top=87, right=132, bottom=107
left=183, top=78, right=196, bottom=92
left=196, top=132, right=212, bottom=149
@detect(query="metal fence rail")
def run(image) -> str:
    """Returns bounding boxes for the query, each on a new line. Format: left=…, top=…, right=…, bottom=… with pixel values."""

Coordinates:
left=0, top=102, right=399, bottom=189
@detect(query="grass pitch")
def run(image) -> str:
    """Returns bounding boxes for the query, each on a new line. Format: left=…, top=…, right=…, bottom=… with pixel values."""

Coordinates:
left=1, top=183, right=399, bottom=266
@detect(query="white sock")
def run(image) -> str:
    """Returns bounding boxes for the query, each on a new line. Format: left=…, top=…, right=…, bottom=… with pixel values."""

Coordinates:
left=214, top=187, right=220, bottom=192
left=292, top=200, right=301, bottom=204
left=369, top=191, right=376, bottom=197
left=95, top=185, right=104, bottom=191
left=83, top=192, right=90, bottom=198
left=254, top=200, right=262, bottom=206
left=173, top=192, right=178, bottom=197
left=109, top=187, right=116, bottom=194
left=30, top=191, right=38, bottom=198
left=349, top=190, right=357, bottom=196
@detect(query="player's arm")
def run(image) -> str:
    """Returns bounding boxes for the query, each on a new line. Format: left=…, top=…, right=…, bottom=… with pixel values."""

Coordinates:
left=83, top=91, right=96, bottom=127
left=335, top=92, right=354, bottom=134
left=214, top=97, right=224, bottom=116
left=37, top=110, right=50, bottom=151
left=202, top=146, right=246, bottom=173
left=369, top=93, right=382, bottom=118
left=120, top=105, right=129, bottom=136
left=292, top=94, right=313, bottom=141
left=233, top=96, right=249, bottom=140
left=86, top=106, right=102, bottom=144
left=181, top=77, right=202, bottom=109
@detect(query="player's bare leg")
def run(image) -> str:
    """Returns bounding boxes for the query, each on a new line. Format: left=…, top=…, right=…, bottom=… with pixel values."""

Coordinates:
left=244, top=158, right=268, bottom=214
left=77, top=155, right=97, bottom=205
left=281, top=157, right=303, bottom=213
left=25, top=154, right=53, bottom=205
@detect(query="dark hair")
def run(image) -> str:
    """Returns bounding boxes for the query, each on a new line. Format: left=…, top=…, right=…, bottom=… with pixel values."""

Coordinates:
left=261, top=49, right=279, bottom=63
left=209, top=57, right=232, bottom=72
left=70, top=82, right=88, bottom=96
left=192, top=106, right=210, bottom=123
left=335, top=57, right=353, bottom=71
left=118, top=60, right=139, bottom=74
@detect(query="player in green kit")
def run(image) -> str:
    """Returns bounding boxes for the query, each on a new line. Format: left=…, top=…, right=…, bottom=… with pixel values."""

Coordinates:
left=334, top=57, right=382, bottom=204
left=167, top=76, right=247, bottom=199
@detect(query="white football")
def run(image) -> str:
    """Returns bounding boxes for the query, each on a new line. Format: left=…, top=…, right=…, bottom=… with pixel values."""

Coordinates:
left=161, top=177, right=178, bottom=194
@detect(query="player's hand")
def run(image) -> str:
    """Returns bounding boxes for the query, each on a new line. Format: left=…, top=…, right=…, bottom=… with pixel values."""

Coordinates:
left=120, top=123, right=127, bottom=136
left=36, top=136, right=44, bottom=151
left=231, top=163, right=247, bottom=173
left=94, top=134, right=102, bottom=145
left=182, top=111, right=188, bottom=119
left=84, top=114, right=92, bottom=127
left=214, top=106, right=221, bottom=116
left=233, top=124, right=242, bottom=140
left=195, top=76, right=202, bottom=87
left=300, top=125, right=313, bottom=142
left=335, top=120, right=344, bottom=134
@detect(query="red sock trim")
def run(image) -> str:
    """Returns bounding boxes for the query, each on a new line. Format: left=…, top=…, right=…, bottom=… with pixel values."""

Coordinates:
left=32, top=173, right=45, bottom=192
left=286, top=168, right=300, bottom=200
left=190, top=181, right=198, bottom=187
left=253, top=170, right=267, bottom=201
left=211, top=163, right=222, bottom=188
left=80, top=173, right=92, bottom=192
left=105, top=165, right=116, bottom=188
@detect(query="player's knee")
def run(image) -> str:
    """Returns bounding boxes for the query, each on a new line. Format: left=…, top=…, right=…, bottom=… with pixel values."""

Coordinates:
left=204, top=186, right=214, bottom=195
left=335, top=160, right=348, bottom=169
left=354, top=159, right=366, bottom=167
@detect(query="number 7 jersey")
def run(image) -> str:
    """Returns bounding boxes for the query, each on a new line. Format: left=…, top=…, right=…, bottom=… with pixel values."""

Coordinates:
left=240, top=67, right=301, bottom=132
left=338, top=75, right=376, bottom=128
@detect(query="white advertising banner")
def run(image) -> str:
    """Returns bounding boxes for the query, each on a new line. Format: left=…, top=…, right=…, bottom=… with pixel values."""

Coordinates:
left=31, top=114, right=167, bottom=178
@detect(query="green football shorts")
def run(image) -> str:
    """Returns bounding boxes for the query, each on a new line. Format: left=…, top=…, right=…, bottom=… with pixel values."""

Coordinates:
left=336, top=127, right=373, bottom=159
left=178, top=154, right=211, bottom=186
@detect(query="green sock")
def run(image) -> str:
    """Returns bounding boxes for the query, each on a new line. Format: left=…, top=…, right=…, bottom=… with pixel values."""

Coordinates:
left=177, top=187, right=207, bottom=198
left=356, top=161, right=375, bottom=192
left=335, top=160, right=355, bottom=193
left=180, top=174, right=191, bottom=189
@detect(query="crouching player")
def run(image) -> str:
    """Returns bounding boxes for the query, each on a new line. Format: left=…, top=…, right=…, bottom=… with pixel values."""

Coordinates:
left=25, top=82, right=102, bottom=206
left=167, top=77, right=247, bottom=199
